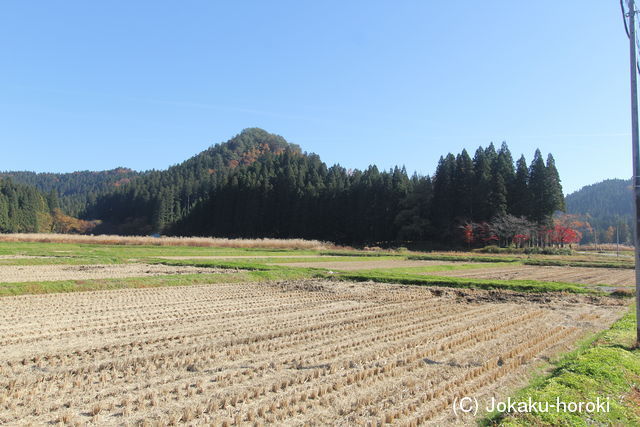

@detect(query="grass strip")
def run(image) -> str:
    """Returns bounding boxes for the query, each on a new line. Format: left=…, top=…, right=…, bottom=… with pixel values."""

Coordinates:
left=0, top=241, right=325, bottom=261
left=337, top=272, right=595, bottom=294
left=0, top=256, right=123, bottom=266
left=345, top=263, right=515, bottom=276
left=153, top=259, right=306, bottom=271
left=319, top=250, right=406, bottom=257
left=407, top=254, right=522, bottom=264
left=0, top=268, right=323, bottom=297
left=483, top=307, right=640, bottom=426
left=523, top=259, right=634, bottom=269
left=260, top=256, right=403, bottom=264
left=408, top=254, right=635, bottom=270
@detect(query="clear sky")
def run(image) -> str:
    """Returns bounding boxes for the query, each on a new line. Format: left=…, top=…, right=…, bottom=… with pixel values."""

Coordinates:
left=0, top=1, right=633, bottom=194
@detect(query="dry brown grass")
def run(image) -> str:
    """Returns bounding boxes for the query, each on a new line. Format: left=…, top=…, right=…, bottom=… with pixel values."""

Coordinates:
left=0, top=279, right=624, bottom=425
left=0, top=233, right=335, bottom=250
left=576, top=243, right=635, bottom=252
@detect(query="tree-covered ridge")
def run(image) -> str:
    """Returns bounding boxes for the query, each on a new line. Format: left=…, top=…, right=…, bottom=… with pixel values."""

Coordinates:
left=0, top=178, right=56, bottom=233
left=170, top=151, right=414, bottom=244
left=0, top=178, right=97, bottom=234
left=0, top=168, right=141, bottom=217
left=566, top=179, right=632, bottom=218
left=565, top=178, right=633, bottom=244
left=80, top=128, right=564, bottom=245
left=84, top=128, right=301, bottom=234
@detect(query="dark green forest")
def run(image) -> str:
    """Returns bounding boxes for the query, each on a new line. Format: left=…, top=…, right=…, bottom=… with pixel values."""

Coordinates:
left=0, top=129, right=567, bottom=245
left=76, top=128, right=564, bottom=245
left=0, top=168, right=141, bottom=217
left=0, top=178, right=55, bottom=233
left=565, top=179, right=634, bottom=244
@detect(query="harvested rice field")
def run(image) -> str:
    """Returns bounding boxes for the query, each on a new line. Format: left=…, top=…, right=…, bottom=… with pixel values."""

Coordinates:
left=0, top=263, right=229, bottom=283
left=0, top=279, right=624, bottom=425
left=428, top=265, right=634, bottom=287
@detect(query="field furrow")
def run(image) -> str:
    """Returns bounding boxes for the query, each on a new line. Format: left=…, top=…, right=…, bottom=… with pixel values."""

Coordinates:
left=0, top=279, right=624, bottom=425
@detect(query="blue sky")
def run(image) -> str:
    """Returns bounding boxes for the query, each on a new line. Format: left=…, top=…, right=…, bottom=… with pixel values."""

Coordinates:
left=0, top=1, right=632, bottom=193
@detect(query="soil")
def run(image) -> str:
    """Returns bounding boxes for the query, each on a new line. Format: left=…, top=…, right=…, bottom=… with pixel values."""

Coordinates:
left=0, top=263, right=228, bottom=283
left=427, top=265, right=634, bottom=287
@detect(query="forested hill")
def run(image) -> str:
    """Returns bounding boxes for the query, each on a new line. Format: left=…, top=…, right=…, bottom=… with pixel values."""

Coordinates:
left=83, top=128, right=300, bottom=234
left=565, top=179, right=632, bottom=218
left=82, top=128, right=565, bottom=245
left=0, top=178, right=57, bottom=233
left=0, top=168, right=141, bottom=217
left=565, top=179, right=633, bottom=243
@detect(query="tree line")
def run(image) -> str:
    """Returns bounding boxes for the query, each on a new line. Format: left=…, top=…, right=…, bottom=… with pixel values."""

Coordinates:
left=0, top=178, right=97, bottom=234
left=0, top=178, right=54, bottom=233
left=79, top=129, right=565, bottom=246
left=0, top=168, right=140, bottom=217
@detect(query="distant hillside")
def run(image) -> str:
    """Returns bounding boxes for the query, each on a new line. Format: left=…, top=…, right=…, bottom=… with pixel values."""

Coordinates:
left=565, top=179, right=633, bottom=244
left=84, top=128, right=300, bottom=235
left=0, top=177, right=53, bottom=233
left=0, top=177, right=95, bottom=233
left=0, top=168, right=141, bottom=217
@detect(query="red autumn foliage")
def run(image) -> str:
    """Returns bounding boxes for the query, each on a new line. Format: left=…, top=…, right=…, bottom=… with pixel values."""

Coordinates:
left=513, top=234, right=529, bottom=246
left=546, top=224, right=582, bottom=245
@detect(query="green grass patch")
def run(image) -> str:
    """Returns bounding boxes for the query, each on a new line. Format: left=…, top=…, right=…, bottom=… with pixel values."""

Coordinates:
left=153, top=258, right=331, bottom=279
left=0, top=267, right=321, bottom=297
left=153, top=259, right=291, bottom=271
left=0, top=256, right=122, bottom=266
left=319, top=250, right=405, bottom=257
left=0, top=241, right=325, bottom=262
left=482, top=307, right=640, bottom=426
left=523, top=259, right=634, bottom=269
left=337, top=271, right=594, bottom=294
left=345, top=263, right=514, bottom=276
left=407, top=253, right=635, bottom=270
left=407, top=254, right=522, bottom=264
left=259, top=255, right=403, bottom=264
left=0, top=241, right=398, bottom=266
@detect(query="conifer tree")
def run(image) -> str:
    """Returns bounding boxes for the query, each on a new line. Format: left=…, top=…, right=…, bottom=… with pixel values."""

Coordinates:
left=453, top=150, right=474, bottom=220
left=510, top=155, right=530, bottom=217
left=528, top=149, right=549, bottom=223
left=545, top=153, right=565, bottom=213
left=472, top=147, right=492, bottom=221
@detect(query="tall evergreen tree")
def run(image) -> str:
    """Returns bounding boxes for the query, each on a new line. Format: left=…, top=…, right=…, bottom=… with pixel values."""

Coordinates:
left=509, top=155, right=530, bottom=217
left=472, top=147, right=492, bottom=221
left=528, top=149, right=549, bottom=223
left=487, top=143, right=514, bottom=218
left=395, top=175, right=432, bottom=241
left=453, top=150, right=474, bottom=220
left=430, top=154, right=456, bottom=238
left=545, top=153, right=565, bottom=213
